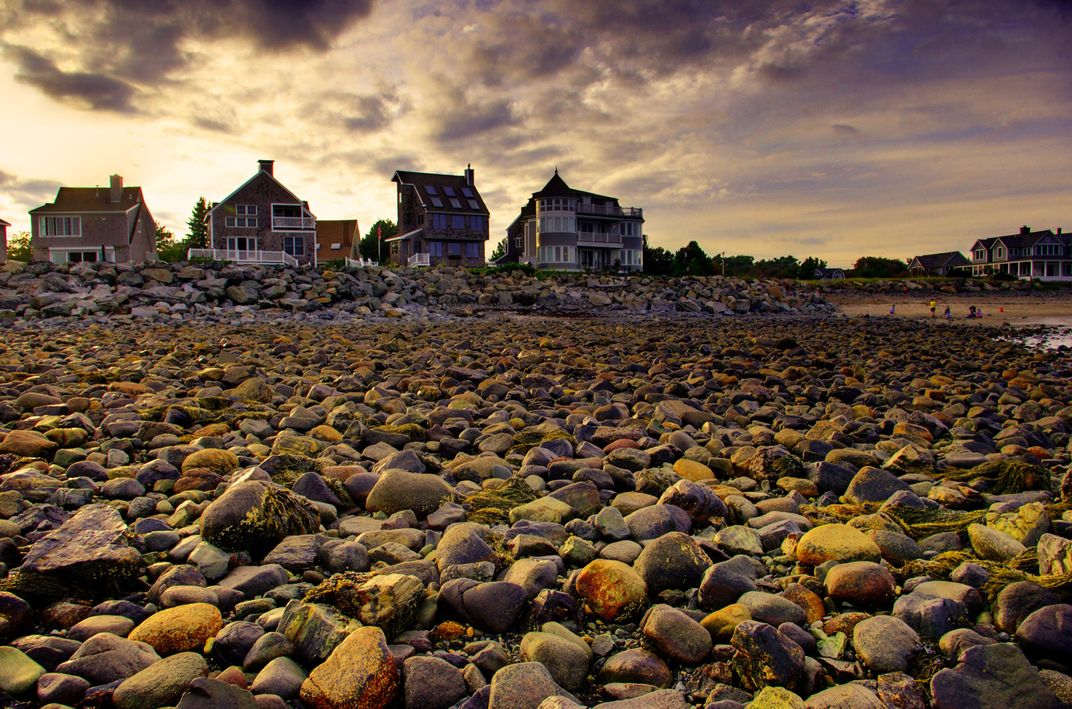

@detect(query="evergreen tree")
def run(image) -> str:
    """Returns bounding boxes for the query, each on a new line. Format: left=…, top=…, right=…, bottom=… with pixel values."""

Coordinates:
left=489, top=238, right=506, bottom=262
left=186, top=197, right=210, bottom=248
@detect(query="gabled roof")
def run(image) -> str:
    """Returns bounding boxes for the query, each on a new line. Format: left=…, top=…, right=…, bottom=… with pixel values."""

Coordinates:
left=315, top=219, right=359, bottom=260
left=989, top=229, right=1055, bottom=250
left=30, top=186, right=145, bottom=214
left=392, top=170, right=489, bottom=215
left=0, top=218, right=10, bottom=227
left=910, top=251, right=969, bottom=271
left=531, top=169, right=616, bottom=202
left=209, top=166, right=312, bottom=216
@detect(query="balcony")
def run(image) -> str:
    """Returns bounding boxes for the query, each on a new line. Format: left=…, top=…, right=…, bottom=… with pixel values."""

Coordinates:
left=577, top=203, right=643, bottom=218
left=271, top=216, right=316, bottom=231
left=408, top=253, right=431, bottom=267
left=187, top=248, right=298, bottom=267
left=577, top=232, right=623, bottom=246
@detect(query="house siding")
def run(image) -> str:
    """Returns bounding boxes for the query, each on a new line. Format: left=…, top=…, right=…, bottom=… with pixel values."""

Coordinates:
left=210, top=170, right=316, bottom=265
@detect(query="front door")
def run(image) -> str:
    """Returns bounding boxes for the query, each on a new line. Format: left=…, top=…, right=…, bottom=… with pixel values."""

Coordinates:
left=226, top=236, right=256, bottom=259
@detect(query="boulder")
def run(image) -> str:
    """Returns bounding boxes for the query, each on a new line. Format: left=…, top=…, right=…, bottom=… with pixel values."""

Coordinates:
left=199, top=480, right=319, bottom=556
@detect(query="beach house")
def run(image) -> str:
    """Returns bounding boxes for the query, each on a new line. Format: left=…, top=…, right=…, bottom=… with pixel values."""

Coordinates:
left=968, top=226, right=1071, bottom=281
left=386, top=166, right=490, bottom=267
left=29, top=175, right=156, bottom=264
left=907, top=251, right=970, bottom=276
left=202, top=160, right=317, bottom=266
left=500, top=170, right=644, bottom=272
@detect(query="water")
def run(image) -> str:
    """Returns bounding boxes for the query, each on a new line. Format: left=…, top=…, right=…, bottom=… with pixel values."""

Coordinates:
left=1013, top=317, right=1072, bottom=350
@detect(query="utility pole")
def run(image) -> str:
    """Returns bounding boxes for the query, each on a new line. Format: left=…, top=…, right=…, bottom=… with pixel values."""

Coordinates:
left=720, top=252, right=726, bottom=277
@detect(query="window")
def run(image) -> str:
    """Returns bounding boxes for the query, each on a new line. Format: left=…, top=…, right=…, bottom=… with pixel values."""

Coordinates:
left=465, top=242, right=479, bottom=258
left=330, top=242, right=341, bottom=250
left=450, top=198, right=462, bottom=209
left=283, top=236, right=304, bottom=256
left=538, top=215, right=576, bottom=233
left=431, top=197, right=443, bottom=208
left=996, top=247, right=1005, bottom=259
left=468, top=199, right=480, bottom=210
left=443, top=186, right=456, bottom=196
left=461, top=187, right=474, bottom=197
left=431, top=214, right=448, bottom=230
left=974, top=249, right=985, bottom=260
left=471, top=216, right=486, bottom=231
left=448, top=242, right=461, bottom=257
left=236, top=205, right=257, bottom=216
left=428, top=241, right=443, bottom=257
left=426, top=185, right=438, bottom=195
left=451, top=214, right=465, bottom=229
left=225, top=216, right=257, bottom=227
left=41, top=216, right=81, bottom=237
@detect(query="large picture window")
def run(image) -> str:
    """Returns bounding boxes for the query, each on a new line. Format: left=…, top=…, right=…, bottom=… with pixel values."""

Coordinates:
left=41, top=215, right=81, bottom=237
left=283, top=236, right=304, bottom=257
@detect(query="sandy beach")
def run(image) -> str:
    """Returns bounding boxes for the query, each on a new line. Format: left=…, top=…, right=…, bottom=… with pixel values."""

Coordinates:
left=828, top=292, right=1072, bottom=327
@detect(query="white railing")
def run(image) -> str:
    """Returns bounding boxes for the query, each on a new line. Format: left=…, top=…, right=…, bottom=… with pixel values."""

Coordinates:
left=345, top=257, right=377, bottom=268
left=408, top=253, right=431, bottom=267
left=187, top=248, right=299, bottom=267
left=577, top=233, right=623, bottom=245
left=577, top=203, right=643, bottom=218
left=271, top=217, right=316, bottom=230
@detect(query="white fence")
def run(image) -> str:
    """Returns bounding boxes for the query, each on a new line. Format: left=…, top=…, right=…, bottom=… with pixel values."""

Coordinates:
left=187, top=248, right=299, bottom=267
left=408, top=253, right=431, bottom=267
left=344, top=257, right=378, bottom=268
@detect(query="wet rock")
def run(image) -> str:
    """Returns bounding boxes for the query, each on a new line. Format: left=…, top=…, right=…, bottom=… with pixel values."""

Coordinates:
left=730, top=620, right=805, bottom=691
left=300, top=626, right=398, bottom=708
left=200, top=480, right=320, bottom=557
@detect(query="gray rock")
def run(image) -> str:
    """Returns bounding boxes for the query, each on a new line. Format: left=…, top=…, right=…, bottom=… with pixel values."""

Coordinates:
left=56, top=632, right=160, bottom=685
left=113, top=652, right=209, bottom=709
left=843, top=467, right=912, bottom=504
left=404, top=655, right=467, bottom=709
left=1016, top=603, right=1072, bottom=667
left=930, top=643, right=1057, bottom=709
left=853, top=615, right=921, bottom=673
left=250, top=656, right=306, bottom=698
left=632, top=531, right=710, bottom=594
left=639, top=604, right=711, bottom=665
left=21, top=503, right=142, bottom=587
left=366, top=469, right=453, bottom=517
left=488, top=661, right=571, bottom=709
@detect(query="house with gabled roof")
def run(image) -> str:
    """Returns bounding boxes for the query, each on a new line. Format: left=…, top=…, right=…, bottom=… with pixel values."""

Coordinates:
left=202, top=160, right=317, bottom=266
left=386, top=165, right=490, bottom=267
left=315, top=219, right=360, bottom=263
left=29, top=175, right=156, bottom=264
left=0, top=218, right=9, bottom=262
left=907, top=251, right=970, bottom=276
left=968, top=226, right=1071, bottom=280
left=500, top=170, right=644, bottom=272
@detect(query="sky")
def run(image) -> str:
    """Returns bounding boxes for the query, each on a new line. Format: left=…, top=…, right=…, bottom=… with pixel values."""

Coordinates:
left=0, top=0, right=1069, bottom=268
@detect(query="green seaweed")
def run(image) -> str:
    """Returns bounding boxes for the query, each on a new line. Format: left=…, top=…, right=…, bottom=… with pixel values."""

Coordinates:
left=465, top=477, right=540, bottom=525
left=941, top=460, right=1051, bottom=495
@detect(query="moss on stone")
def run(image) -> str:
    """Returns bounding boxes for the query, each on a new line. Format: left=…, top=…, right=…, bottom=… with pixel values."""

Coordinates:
left=942, top=460, right=1051, bottom=495
left=465, top=477, right=540, bottom=526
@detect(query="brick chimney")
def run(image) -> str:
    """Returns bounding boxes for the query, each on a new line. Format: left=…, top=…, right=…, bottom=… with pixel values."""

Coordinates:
left=464, top=163, right=474, bottom=186
left=109, top=174, right=123, bottom=203
left=258, top=159, right=274, bottom=176
left=1020, top=225, right=1030, bottom=235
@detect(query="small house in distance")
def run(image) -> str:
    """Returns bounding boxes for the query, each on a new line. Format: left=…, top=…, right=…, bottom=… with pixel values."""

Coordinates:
left=813, top=267, right=846, bottom=280
left=0, top=218, right=8, bottom=262
left=387, top=165, right=490, bottom=267
left=500, top=170, right=644, bottom=272
left=907, top=251, right=969, bottom=276
left=29, top=174, right=156, bottom=264
left=315, top=219, right=360, bottom=263
left=202, top=160, right=317, bottom=266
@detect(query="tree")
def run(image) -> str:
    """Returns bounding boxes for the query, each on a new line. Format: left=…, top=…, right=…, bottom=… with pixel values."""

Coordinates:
left=797, top=256, right=827, bottom=280
left=6, top=231, right=31, bottom=261
left=853, top=256, right=908, bottom=278
left=186, top=197, right=210, bottom=249
left=722, top=254, right=754, bottom=277
left=643, top=236, right=675, bottom=275
left=754, top=255, right=800, bottom=278
left=360, top=219, right=397, bottom=262
left=489, top=238, right=506, bottom=262
left=155, top=225, right=186, bottom=262
left=674, top=240, right=714, bottom=276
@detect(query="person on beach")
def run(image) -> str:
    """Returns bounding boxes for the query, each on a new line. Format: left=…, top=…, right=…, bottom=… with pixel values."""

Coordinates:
left=929, top=299, right=937, bottom=317
left=944, top=305, right=951, bottom=320
left=968, top=305, right=977, bottom=318
left=889, top=304, right=895, bottom=315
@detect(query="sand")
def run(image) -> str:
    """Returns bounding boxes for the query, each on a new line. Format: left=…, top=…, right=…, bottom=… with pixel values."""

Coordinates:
left=828, top=292, right=1072, bottom=327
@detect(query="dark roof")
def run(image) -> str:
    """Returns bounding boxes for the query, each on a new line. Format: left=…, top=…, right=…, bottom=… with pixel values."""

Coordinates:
left=532, top=170, right=616, bottom=202
left=30, top=186, right=145, bottom=214
left=910, top=251, right=969, bottom=270
left=392, top=170, right=489, bottom=215
left=995, top=229, right=1055, bottom=250
left=0, top=218, right=9, bottom=227
left=315, top=219, right=358, bottom=260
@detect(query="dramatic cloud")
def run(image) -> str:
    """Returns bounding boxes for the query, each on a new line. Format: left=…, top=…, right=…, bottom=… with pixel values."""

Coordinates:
left=3, top=44, right=138, bottom=112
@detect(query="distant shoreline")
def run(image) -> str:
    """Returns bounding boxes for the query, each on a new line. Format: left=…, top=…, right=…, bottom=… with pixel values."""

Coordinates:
left=827, top=292, right=1072, bottom=327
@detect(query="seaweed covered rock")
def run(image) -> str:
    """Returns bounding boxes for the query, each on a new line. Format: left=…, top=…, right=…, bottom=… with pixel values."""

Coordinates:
left=944, top=460, right=1050, bottom=495
left=200, top=480, right=320, bottom=557
left=747, top=446, right=805, bottom=482
left=303, top=572, right=423, bottom=638
left=19, top=504, right=142, bottom=595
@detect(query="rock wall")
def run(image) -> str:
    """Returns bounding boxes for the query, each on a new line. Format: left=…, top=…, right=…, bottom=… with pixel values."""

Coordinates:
left=0, top=261, right=833, bottom=322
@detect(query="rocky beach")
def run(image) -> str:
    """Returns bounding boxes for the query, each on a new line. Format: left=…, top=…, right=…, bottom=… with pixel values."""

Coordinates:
left=0, top=262, right=1070, bottom=708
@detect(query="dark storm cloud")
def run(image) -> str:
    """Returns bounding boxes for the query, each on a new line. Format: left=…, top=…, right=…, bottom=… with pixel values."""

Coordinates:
left=343, top=91, right=410, bottom=133
left=3, top=45, right=138, bottom=112
left=433, top=97, right=516, bottom=143
left=0, top=0, right=374, bottom=108
left=0, top=170, right=60, bottom=204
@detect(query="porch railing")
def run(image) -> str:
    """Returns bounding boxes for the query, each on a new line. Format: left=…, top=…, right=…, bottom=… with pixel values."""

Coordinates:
left=408, top=253, right=431, bottom=267
left=187, top=248, right=299, bottom=267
